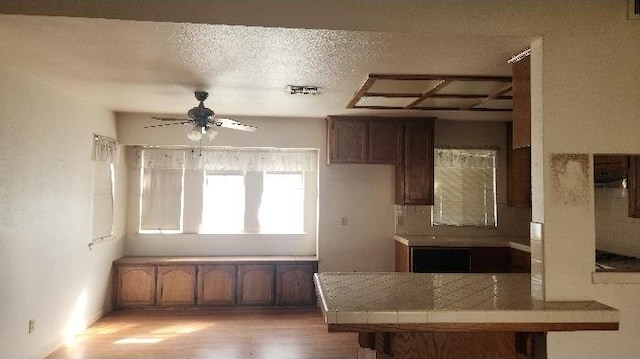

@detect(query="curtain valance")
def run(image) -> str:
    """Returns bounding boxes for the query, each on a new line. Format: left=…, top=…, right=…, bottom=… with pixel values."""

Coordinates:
left=434, top=148, right=496, bottom=169
left=93, top=135, right=118, bottom=163
left=128, top=147, right=318, bottom=172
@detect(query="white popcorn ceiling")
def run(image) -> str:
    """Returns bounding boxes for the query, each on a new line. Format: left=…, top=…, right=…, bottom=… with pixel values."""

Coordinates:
left=0, top=14, right=534, bottom=120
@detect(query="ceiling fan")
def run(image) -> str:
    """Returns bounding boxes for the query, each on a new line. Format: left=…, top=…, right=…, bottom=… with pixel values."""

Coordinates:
left=146, top=91, right=257, bottom=141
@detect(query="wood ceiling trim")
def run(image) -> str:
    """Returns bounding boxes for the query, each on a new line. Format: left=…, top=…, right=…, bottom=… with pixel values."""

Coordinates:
left=348, top=73, right=514, bottom=112
left=459, top=83, right=514, bottom=110
left=406, top=79, right=449, bottom=109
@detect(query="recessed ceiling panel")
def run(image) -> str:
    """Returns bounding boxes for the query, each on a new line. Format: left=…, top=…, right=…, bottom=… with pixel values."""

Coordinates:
left=417, top=98, right=482, bottom=109
left=437, top=81, right=510, bottom=95
left=368, top=79, right=441, bottom=94
left=481, top=99, right=513, bottom=110
left=357, top=96, right=416, bottom=108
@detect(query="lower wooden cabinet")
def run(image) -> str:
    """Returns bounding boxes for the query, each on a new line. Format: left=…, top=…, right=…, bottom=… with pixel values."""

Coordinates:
left=113, top=258, right=317, bottom=309
left=276, top=264, right=316, bottom=306
left=237, top=264, right=275, bottom=306
left=197, top=264, right=236, bottom=306
left=115, top=265, right=156, bottom=307
left=156, top=265, right=196, bottom=306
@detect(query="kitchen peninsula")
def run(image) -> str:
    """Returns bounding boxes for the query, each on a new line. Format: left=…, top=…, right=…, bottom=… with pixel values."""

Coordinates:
left=314, top=272, right=619, bottom=359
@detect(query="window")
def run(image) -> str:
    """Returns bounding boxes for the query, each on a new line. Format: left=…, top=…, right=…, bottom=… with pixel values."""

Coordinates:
left=432, top=148, right=497, bottom=227
left=201, top=171, right=246, bottom=233
left=134, top=147, right=317, bottom=236
left=91, top=135, right=117, bottom=243
left=259, top=171, right=304, bottom=234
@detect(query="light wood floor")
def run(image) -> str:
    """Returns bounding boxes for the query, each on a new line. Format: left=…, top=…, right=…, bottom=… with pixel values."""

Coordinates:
left=46, top=309, right=359, bottom=359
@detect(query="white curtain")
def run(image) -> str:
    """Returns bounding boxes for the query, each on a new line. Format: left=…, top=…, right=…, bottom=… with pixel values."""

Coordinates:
left=92, top=135, right=117, bottom=241
left=128, top=147, right=318, bottom=171
left=140, top=167, right=184, bottom=231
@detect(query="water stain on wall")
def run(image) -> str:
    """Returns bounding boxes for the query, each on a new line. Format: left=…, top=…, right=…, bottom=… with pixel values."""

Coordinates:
left=550, top=154, right=590, bottom=205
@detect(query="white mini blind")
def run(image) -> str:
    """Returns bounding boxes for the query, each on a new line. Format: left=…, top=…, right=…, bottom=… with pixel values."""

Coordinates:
left=139, top=149, right=185, bottom=231
left=432, top=148, right=497, bottom=227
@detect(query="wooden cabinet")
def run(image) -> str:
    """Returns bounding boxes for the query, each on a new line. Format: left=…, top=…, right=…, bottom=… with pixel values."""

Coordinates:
left=327, top=116, right=403, bottom=164
left=237, top=264, right=275, bottom=306
left=368, top=120, right=404, bottom=164
left=156, top=265, right=196, bottom=306
left=197, top=264, right=236, bottom=306
left=276, top=264, right=316, bottom=306
left=628, top=156, right=640, bottom=218
left=507, top=123, right=531, bottom=207
left=114, top=258, right=317, bottom=309
left=395, top=242, right=512, bottom=273
left=510, top=248, right=531, bottom=273
left=512, top=55, right=531, bottom=148
left=327, top=118, right=368, bottom=163
left=470, top=247, right=510, bottom=273
left=396, top=119, right=435, bottom=205
left=115, top=265, right=156, bottom=307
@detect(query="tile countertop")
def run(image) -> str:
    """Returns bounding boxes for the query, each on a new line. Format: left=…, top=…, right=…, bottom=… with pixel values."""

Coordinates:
left=394, top=234, right=531, bottom=253
left=314, top=272, right=619, bottom=327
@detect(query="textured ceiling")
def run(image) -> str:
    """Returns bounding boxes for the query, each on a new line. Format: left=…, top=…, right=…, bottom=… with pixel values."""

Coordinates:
left=0, top=14, right=534, bottom=120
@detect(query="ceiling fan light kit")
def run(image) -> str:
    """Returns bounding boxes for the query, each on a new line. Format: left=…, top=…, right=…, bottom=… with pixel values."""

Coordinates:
left=146, top=91, right=256, bottom=142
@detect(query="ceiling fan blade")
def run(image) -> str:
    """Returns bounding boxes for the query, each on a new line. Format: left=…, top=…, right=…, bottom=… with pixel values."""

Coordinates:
left=151, top=116, right=190, bottom=122
left=215, top=118, right=257, bottom=132
left=143, top=121, right=191, bottom=129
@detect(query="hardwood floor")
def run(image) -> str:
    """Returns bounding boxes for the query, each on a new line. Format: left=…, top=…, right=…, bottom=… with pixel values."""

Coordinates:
left=46, top=309, right=359, bottom=359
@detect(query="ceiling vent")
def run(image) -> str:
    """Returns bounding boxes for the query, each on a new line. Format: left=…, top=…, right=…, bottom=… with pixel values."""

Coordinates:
left=629, top=0, right=640, bottom=20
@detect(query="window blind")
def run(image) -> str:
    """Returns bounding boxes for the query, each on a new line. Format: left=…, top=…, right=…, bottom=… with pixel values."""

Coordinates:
left=432, top=148, right=497, bottom=227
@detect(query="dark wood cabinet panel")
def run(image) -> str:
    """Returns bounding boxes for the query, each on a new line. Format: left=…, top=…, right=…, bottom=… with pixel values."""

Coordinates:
left=510, top=248, right=531, bottom=273
left=237, top=264, right=275, bottom=306
left=197, top=264, right=236, bottom=306
left=368, top=120, right=403, bottom=164
left=628, top=156, right=640, bottom=218
left=327, top=117, right=368, bottom=163
left=156, top=265, right=196, bottom=306
left=276, top=264, right=316, bottom=306
left=507, top=123, right=531, bottom=208
left=512, top=55, right=531, bottom=148
left=115, top=265, right=156, bottom=307
left=400, top=120, right=435, bottom=205
left=470, top=247, right=510, bottom=273
left=395, top=241, right=410, bottom=272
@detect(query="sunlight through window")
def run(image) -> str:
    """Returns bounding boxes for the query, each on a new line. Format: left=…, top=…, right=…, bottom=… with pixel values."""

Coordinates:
left=113, top=337, right=165, bottom=345
left=259, top=171, right=304, bottom=233
left=201, top=171, right=245, bottom=233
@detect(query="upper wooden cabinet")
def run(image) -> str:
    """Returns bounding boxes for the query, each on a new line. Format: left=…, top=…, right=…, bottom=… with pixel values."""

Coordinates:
left=512, top=55, right=531, bottom=148
left=327, top=116, right=403, bottom=164
left=507, top=123, right=531, bottom=207
left=628, top=156, right=640, bottom=218
left=396, top=119, right=435, bottom=205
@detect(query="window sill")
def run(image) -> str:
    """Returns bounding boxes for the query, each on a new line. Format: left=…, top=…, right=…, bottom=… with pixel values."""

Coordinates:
left=592, top=271, right=640, bottom=284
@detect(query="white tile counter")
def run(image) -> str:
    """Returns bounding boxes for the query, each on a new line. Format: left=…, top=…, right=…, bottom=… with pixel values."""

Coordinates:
left=314, top=272, right=618, bottom=329
left=395, top=234, right=531, bottom=252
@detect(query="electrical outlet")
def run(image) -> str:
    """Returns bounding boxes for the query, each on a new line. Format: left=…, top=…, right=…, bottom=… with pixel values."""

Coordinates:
left=340, top=216, right=348, bottom=225
left=28, top=319, right=35, bottom=334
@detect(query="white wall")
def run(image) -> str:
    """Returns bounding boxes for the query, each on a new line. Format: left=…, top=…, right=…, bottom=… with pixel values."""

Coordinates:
left=117, top=113, right=396, bottom=271
left=396, top=120, right=531, bottom=238
left=0, top=65, right=125, bottom=358
left=594, top=187, right=640, bottom=258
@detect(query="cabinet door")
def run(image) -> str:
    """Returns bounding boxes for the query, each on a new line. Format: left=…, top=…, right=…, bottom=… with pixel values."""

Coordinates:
left=512, top=55, right=531, bottom=148
left=395, top=241, right=410, bottom=272
left=470, top=247, right=510, bottom=273
left=197, top=264, right=236, bottom=306
left=628, top=156, right=640, bottom=218
left=401, top=120, right=435, bottom=205
left=507, top=123, right=531, bottom=207
left=368, top=120, right=403, bottom=164
left=115, top=265, right=156, bottom=307
left=510, top=248, right=531, bottom=273
left=276, top=264, right=316, bottom=306
left=156, top=265, right=196, bottom=306
left=327, top=117, right=368, bottom=163
left=237, top=264, right=275, bottom=306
